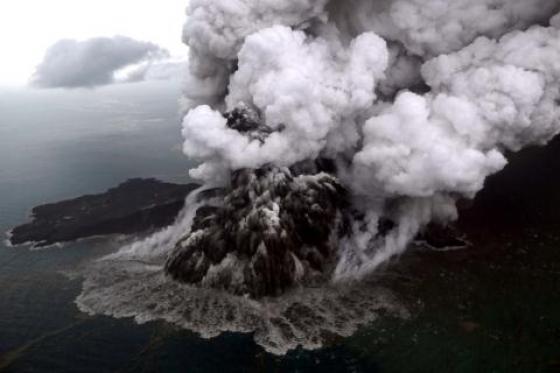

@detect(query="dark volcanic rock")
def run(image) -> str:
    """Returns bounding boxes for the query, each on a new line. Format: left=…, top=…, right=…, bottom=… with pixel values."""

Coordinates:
left=9, top=178, right=199, bottom=247
left=165, top=164, right=349, bottom=298
left=225, top=106, right=276, bottom=143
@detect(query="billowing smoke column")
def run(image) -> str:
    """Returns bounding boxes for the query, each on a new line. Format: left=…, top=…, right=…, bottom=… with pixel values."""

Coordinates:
left=166, top=161, right=348, bottom=297
left=168, top=0, right=560, bottom=296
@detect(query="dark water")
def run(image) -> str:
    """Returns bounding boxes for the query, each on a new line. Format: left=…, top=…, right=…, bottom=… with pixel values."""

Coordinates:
left=1, top=82, right=559, bottom=373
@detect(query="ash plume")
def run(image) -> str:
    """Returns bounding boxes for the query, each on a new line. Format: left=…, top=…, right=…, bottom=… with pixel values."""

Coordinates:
left=176, top=0, right=560, bottom=288
left=165, top=163, right=348, bottom=297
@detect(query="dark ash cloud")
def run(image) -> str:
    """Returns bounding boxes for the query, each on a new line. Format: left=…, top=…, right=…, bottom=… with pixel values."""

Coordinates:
left=31, top=36, right=168, bottom=88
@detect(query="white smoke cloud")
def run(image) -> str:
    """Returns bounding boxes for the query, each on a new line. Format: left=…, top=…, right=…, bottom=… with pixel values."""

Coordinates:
left=352, top=92, right=507, bottom=198
left=182, top=0, right=331, bottom=108
left=31, top=36, right=170, bottom=88
left=328, top=0, right=560, bottom=56
left=341, top=22, right=560, bottom=277
left=179, top=1, right=560, bottom=280
left=184, top=0, right=329, bottom=60
left=183, top=25, right=388, bottom=178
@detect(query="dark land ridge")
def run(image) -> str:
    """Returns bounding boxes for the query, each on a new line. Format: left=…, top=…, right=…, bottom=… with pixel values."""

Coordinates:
left=8, top=178, right=199, bottom=247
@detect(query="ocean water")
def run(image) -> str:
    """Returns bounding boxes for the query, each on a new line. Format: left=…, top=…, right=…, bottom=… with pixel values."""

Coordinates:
left=0, top=82, right=380, bottom=372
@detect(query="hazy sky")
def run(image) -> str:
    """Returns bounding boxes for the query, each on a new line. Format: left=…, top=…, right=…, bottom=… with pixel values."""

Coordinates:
left=0, top=0, right=188, bottom=86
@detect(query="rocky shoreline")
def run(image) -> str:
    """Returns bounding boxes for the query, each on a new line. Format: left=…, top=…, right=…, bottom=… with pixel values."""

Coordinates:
left=8, top=178, right=199, bottom=248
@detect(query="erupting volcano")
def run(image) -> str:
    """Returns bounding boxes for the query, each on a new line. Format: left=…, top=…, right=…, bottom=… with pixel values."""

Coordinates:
left=76, top=0, right=560, bottom=355
left=166, top=0, right=560, bottom=296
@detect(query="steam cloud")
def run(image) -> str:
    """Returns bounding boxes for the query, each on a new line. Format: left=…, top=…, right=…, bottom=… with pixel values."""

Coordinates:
left=180, top=0, right=560, bottom=279
left=32, top=36, right=169, bottom=88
